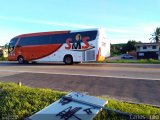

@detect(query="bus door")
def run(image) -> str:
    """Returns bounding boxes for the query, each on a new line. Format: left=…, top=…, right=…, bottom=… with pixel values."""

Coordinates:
left=82, top=51, right=85, bottom=61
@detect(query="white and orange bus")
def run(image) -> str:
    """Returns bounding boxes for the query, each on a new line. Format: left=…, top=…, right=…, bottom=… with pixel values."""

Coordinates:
left=7, top=28, right=110, bottom=64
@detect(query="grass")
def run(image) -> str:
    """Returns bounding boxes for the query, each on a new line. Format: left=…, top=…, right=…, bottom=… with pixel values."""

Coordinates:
left=0, top=56, right=8, bottom=61
left=106, top=59, right=160, bottom=64
left=104, top=99, right=160, bottom=119
left=0, top=82, right=66, bottom=120
left=0, top=82, right=160, bottom=120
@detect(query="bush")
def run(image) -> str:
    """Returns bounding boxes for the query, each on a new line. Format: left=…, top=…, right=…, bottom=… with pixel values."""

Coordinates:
left=0, top=56, right=8, bottom=61
left=148, top=59, right=159, bottom=63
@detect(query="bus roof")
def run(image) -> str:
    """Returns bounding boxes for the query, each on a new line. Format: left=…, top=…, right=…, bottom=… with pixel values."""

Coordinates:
left=14, top=28, right=100, bottom=38
left=15, top=30, right=70, bottom=38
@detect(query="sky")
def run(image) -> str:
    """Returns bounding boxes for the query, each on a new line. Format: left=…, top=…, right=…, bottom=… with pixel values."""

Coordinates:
left=0, top=0, right=160, bottom=45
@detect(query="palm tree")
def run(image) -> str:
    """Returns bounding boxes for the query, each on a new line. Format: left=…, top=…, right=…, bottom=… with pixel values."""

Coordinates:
left=150, top=27, right=160, bottom=43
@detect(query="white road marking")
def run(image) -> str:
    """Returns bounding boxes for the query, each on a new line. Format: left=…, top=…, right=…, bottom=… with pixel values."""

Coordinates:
left=0, top=69, right=160, bottom=81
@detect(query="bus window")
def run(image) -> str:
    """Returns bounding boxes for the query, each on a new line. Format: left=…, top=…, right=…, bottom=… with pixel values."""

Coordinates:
left=8, top=38, right=18, bottom=53
left=19, top=35, right=51, bottom=46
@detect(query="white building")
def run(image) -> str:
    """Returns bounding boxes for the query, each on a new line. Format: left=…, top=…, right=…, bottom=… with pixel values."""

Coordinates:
left=136, top=43, right=160, bottom=60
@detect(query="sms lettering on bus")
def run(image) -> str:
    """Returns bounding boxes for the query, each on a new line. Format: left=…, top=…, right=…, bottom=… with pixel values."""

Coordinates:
left=65, top=34, right=90, bottom=50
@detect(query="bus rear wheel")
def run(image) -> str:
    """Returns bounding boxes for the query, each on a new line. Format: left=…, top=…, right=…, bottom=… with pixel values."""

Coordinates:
left=18, top=56, right=25, bottom=64
left=64, top=55, right=73, bottom=65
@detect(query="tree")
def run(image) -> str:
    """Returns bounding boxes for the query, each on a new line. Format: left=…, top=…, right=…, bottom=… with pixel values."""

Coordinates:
left=121, top=40, right=137, bottom=54
left=110, top=43, right=124, bottom=56
left=150, top=27, right=160, bottom=43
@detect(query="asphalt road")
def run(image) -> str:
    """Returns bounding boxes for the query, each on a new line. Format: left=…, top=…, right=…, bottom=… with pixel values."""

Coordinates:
left=0, top=62, right=160, bottom=106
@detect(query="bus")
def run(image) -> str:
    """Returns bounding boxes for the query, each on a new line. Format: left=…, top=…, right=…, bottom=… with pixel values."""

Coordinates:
left=7, top=28, right=110, bottom=64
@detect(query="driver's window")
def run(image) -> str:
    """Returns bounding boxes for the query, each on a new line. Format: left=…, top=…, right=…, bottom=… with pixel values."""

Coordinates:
left=8, top=38, right=18, bottom=53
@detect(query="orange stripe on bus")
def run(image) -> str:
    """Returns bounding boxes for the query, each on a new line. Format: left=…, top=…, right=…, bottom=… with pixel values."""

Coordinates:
left=19, top=44, right=62, bottom=61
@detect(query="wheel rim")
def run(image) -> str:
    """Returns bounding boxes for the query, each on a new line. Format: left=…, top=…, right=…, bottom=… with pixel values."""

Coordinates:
left=66, top=57, right=71, bottom=64
left=18, top=57, right=24, bottom=64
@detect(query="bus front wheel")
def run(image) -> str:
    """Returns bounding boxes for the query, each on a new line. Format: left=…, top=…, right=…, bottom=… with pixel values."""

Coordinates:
left=17, top=56, right=25, bottom=64
left=64, top=55, right=73, bottom=65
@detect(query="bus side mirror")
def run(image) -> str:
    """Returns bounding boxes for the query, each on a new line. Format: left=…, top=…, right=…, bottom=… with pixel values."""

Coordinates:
left=4, top=43, right=9, bottom=49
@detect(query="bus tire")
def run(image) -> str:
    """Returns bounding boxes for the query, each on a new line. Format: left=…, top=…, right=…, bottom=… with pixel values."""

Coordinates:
left=31, top=61, right=37, bottom=64
left=64, top=55, right=73, bottom=65
left=74, top=62, right=80, bottom=64
left=17, top=56, right=25, bottom=64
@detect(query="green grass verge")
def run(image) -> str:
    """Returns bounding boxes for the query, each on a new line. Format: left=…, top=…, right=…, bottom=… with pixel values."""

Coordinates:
left=0, top=57, right=8, bottom=61
left=0, top=82, right=160, bottom=120
left=106, top=59, right=160, bottom=64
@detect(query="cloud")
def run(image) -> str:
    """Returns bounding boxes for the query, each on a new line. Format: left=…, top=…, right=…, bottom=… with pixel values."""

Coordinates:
left=0, top=16, right=96, bottom=29
left=140, top=22, right=160, bottom=33
left=1, top=16, right=160, bottom=45
left=106, top=22, right=160, bottom=43
left=0, top=16, right=98, bottom=45
left=106, top=28, right=130, bottom=34
left=0, top=27, right=23, bottom=45
left=1, top=16, right=150, bottom=35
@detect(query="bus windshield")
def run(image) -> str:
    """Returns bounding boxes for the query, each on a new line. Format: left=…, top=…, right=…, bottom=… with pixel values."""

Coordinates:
left=8, top=38, right=18, bottom=53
